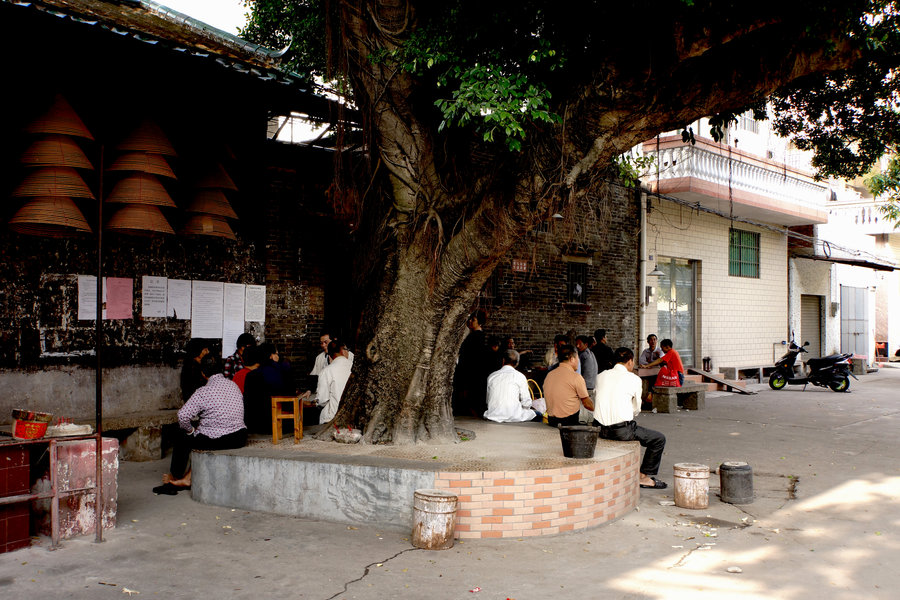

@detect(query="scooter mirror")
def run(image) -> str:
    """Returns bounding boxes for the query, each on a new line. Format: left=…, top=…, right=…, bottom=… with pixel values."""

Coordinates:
left=803, top=341, right=810, bottom=346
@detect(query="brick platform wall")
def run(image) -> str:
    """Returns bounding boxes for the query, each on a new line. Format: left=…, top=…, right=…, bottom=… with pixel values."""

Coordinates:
left=435, top=446, right=640, bottom=539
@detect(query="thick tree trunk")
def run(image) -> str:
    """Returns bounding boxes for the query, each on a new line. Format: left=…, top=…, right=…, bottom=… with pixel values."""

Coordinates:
left=311, top=0, right=868, bottom=444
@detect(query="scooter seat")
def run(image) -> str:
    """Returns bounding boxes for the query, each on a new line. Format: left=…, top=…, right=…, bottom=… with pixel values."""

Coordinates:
left=807, top=355, right=847, bottom=370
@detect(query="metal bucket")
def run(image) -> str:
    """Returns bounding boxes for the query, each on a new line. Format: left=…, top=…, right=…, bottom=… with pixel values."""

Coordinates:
left=412, top=489, right=458, bottom=550
left=719, top=461, right=754, bottom=504
left=674, top=463, right=710, bottom=509
left=558, top=425, right=600, bottom=459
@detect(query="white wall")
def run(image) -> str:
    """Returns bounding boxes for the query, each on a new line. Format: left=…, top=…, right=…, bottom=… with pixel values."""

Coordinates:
left=642, top=201, right=788, bottom=369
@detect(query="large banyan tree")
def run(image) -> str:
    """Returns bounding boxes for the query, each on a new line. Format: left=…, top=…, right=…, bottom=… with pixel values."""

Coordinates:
left=242, top=0, right=900, bottom=444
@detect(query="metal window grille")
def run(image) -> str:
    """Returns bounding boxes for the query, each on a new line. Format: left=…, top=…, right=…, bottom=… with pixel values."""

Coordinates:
left=729, top=228, right=760, bottom=278
left=567, top=261, right=587, bottom=302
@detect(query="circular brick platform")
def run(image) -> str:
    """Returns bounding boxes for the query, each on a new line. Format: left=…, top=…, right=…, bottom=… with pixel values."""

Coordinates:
left=192, top=418, right=640, bottom=538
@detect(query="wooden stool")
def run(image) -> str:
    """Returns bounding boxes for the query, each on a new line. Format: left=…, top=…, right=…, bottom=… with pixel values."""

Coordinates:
left=271, top=396, right=302, bottom=444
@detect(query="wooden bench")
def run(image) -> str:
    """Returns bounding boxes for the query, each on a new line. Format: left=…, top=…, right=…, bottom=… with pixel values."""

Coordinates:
left=652, top=384, right=707, bottom=413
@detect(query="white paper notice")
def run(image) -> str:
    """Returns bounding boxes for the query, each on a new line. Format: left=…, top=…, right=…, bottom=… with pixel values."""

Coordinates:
left=77, top=275, right=106, bottom=320
left=245, top=285, right=266, bottom=322
left=167, top=279, right=192, bottom=320
left=141, top=276, right=167, bottom=318
left=191, top=281, right=224, bottom=339
left=222, top=283, right=246, bottom=356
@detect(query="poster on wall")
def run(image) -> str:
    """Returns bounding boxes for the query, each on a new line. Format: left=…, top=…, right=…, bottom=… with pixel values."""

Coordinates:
left=245, top=284, right=266, bottom=322
left=191, top=281, right=225, bottom=339
left=77, top=275, right=106, bottom=320
left=167, top=279, right=191, bottom=319
left=222, top=283, right=246, bottom=356
left=105, top=277, right=134, bottom=320
left=142, top=276, right=167, bottom=318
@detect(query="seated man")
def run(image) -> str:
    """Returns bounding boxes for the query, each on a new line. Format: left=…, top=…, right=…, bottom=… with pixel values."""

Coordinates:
left=224, top=332, right=256, bottom=379
left=543, top=344, right=593, bottom=427
left=638, top=334, right=665, bottom=367
left=309, top=339, right=352, bottom=424
left=484, top=350, right=539, bottom=423
left=644, top=338, right=685, bottom=385
left=593, top=347, right=667, bottom=489
left=154, top=359, right=247, bottom=495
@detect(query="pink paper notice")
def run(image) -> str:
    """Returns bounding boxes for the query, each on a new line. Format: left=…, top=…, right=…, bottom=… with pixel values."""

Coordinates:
left=105, top=277, right=134, bottom=320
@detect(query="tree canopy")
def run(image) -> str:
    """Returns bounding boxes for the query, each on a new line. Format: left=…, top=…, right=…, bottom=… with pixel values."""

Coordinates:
left=244, top=1, right=900, bottom=178
left=240, top=1, right=900, bottom=444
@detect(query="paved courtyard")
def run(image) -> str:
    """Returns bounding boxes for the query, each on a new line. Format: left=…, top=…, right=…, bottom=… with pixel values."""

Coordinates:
left=2, top=366, right=899, bottom=599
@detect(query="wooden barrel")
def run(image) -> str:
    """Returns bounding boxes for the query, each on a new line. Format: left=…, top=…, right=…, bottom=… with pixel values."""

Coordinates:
left=673, top=463, right=709, bottom=509
left=412, top=489, right=458, bottom=550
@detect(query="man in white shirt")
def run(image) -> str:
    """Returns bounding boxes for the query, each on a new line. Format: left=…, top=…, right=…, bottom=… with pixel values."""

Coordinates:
left=593, top=347, right=667, bottom=489
left=310, top=332, right=355, bottom=377
left=484, top=350, right=538, bottom=423
left=312, top=340, right=352, bottom=424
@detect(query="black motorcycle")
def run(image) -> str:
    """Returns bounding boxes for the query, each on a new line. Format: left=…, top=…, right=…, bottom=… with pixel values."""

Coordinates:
left=768, top=340, right=857, bottom=392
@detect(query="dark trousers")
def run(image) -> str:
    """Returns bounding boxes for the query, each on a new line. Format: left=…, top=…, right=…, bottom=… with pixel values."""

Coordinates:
left=595, top=420, right=665, bottom=476
left=548, top=412, right=581, bottom=427
left=170, top=428, right=248, bottom=479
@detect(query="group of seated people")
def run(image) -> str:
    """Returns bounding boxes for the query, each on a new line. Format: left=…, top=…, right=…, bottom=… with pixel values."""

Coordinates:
left=482, top=331, right=685, bottom=424
left=154, top=333, right=354, bottom=496
left=482, top=336, right=672, bottom=489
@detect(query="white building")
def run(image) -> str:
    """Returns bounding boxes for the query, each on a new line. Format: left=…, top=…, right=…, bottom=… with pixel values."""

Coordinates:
left=635, top=116, right=898, bottom=378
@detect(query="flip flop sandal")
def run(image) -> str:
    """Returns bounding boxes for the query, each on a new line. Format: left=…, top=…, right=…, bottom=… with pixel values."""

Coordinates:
left=640, top=478, right=668, bottom=489
left=152, top=483, right=181, bottom=495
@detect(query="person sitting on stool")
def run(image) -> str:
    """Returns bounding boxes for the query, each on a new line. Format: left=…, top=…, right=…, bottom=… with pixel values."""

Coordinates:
left=543, top=344, right=593, bottom=427
left=154, top=358, right=247, bottom=495
left=593, top=347, right=667, bottom=490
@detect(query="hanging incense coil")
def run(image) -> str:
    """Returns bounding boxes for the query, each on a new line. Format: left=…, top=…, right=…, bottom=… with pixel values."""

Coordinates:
left=106, top=173, right=175, bottom=207
left=106, top=204, right=174, bottom=235
left=185, top=189, right=238, bottom=219
left=20, top=135, right=94, bottom=170
left=25, top=94, right=94, bottom=140
left=192, top=163, right=238, bottom=191
left=108, top=152, right=176, bottom=179
left=13, top=167, right=95, bottom=199
left=181, top=214, right=237, bottom=240
left=8, top=196, right=92, bottom=237
left=117, top=120, right=177, bottom=156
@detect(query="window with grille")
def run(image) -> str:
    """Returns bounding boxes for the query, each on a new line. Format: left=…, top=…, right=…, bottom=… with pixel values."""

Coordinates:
left=729, top=229, right=760, bottom=278
left=567, top=261, right=587, bottom=303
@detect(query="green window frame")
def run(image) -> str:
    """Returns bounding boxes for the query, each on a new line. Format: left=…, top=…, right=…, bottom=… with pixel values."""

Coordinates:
left=729, top=228, right=760, bottom=278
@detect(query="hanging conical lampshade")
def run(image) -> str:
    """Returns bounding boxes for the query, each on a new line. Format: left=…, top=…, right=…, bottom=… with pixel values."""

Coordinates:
left=106, top=173, right=175, bottom=207
left=20, top=135, right=94, bottom=170
left=181, top=214, right=236, bottom=240
left=108, top=152, right=176, bottom=179
left=185, top=189, right=238, bottom=219
left=25, top=94, right=94, bottom=140
left=117, top=120, right=177, bottom=156
left=8, top=196, right=92, bottom=237
left=13, top=167, right=95, bottom=199
left=192, top=163, right=237, bottom=191
left=106, top=204, right=174, bottom=235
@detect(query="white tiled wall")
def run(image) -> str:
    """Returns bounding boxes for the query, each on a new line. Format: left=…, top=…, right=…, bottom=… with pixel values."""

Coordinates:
left=642, top=201, right=788, bottom=369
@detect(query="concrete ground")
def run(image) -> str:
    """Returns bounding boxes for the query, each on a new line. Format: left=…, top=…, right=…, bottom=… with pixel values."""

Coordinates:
left=2, top=366, right=899, bottom=599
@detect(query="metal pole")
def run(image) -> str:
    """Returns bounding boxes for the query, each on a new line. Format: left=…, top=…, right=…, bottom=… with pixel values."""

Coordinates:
left=94, top=145, right=104, bottom=543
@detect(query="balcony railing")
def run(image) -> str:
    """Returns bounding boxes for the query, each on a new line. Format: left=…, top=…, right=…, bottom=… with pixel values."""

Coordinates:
left=645, top=144, right=830, bottom=212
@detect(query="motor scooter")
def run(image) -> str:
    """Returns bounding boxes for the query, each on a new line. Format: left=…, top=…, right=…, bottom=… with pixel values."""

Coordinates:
left=768, top=340, right=857, bottom=392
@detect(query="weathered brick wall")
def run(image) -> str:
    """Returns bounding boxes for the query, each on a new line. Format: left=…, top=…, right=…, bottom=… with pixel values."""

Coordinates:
left=479, top=182, right=642, bottom=366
